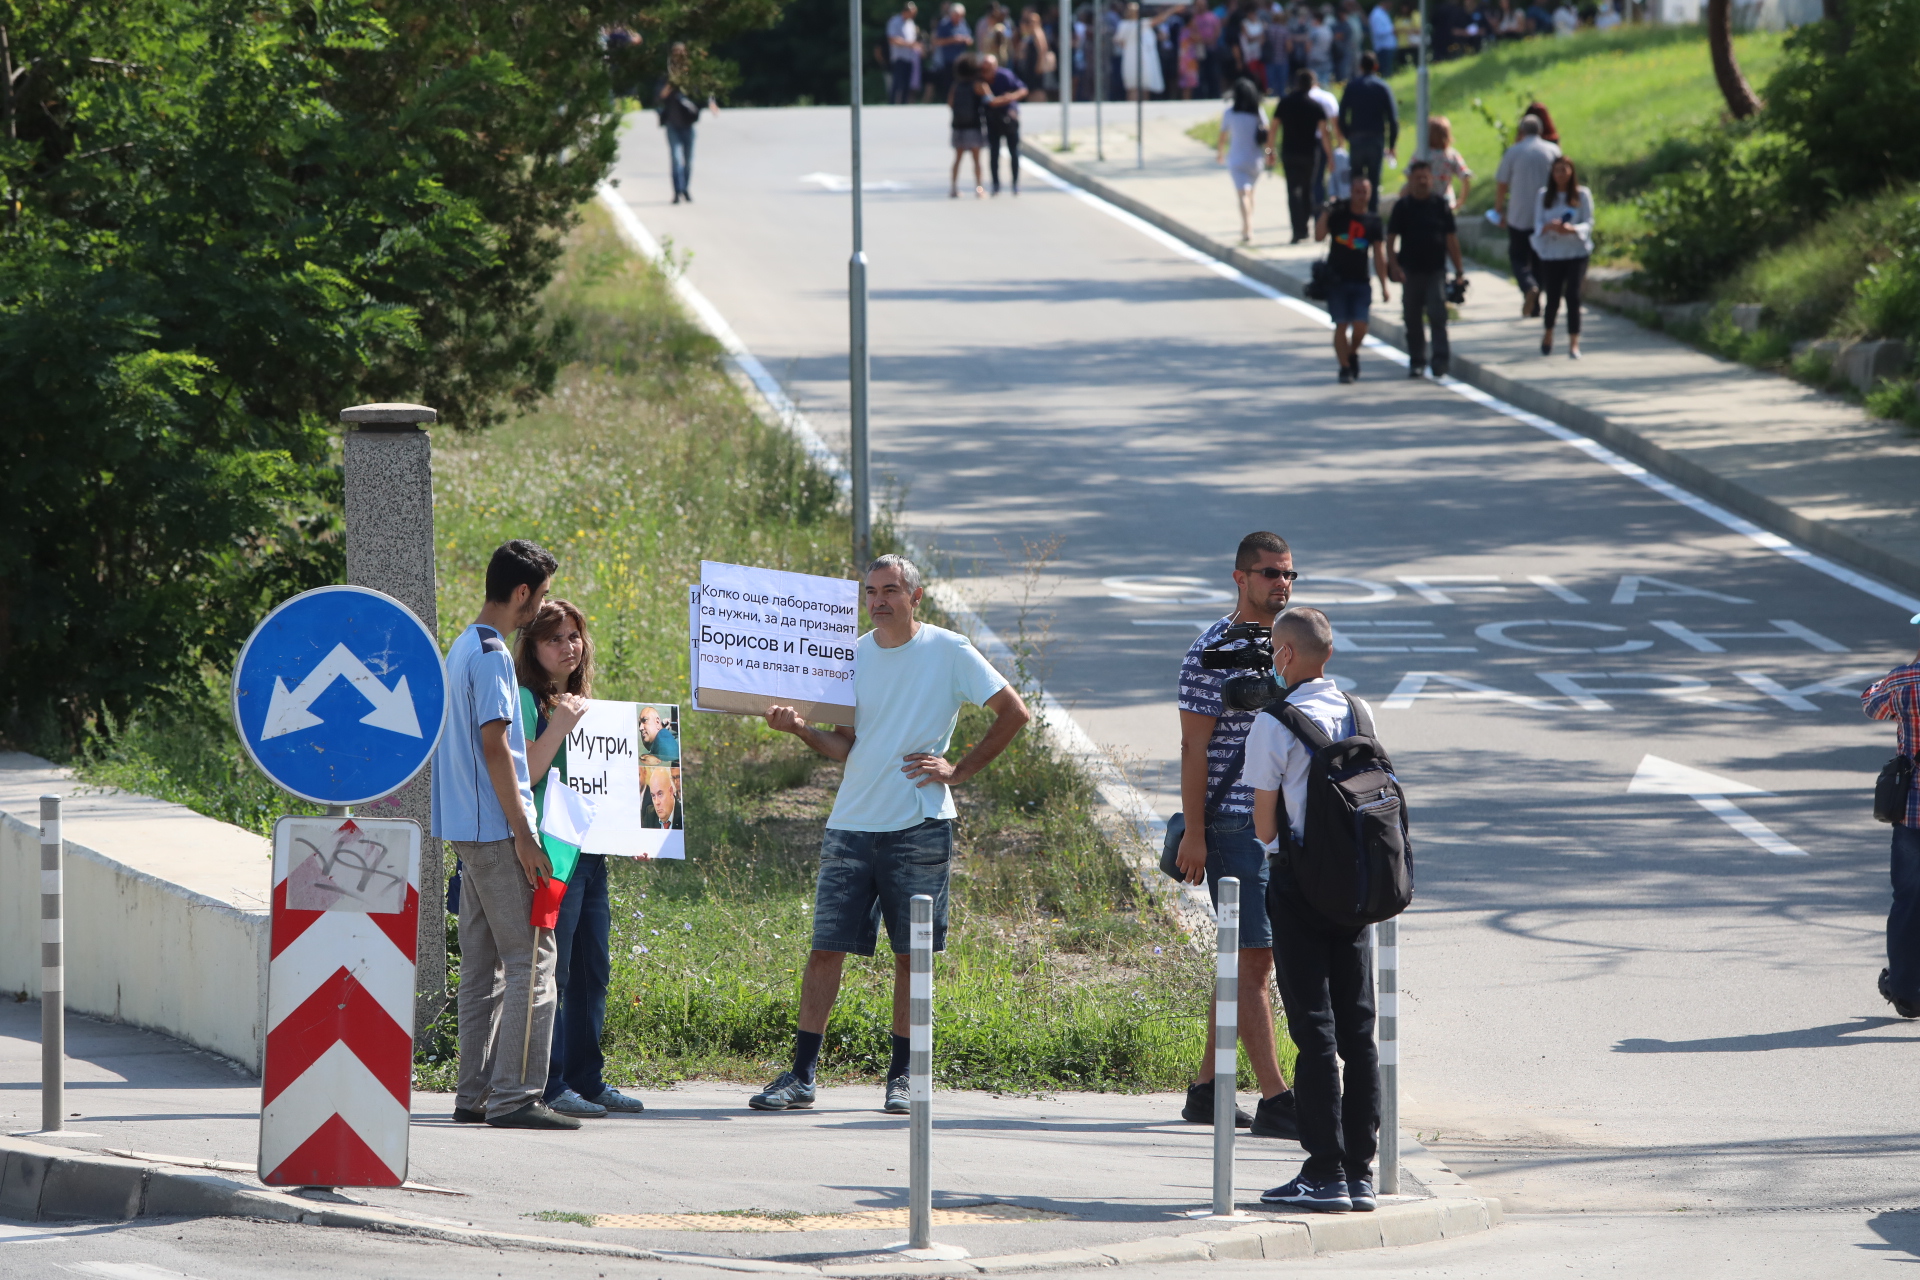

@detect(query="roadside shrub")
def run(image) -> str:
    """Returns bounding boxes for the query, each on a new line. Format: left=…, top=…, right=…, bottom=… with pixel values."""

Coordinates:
left=1766, top=0, right=1920, bottom=205
left=1848, top=198, right=1920, bottom=343
left=1634, top=126, right=1802, bottom=300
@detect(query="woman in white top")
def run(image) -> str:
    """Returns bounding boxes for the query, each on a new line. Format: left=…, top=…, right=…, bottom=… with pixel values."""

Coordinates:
left=1530, top=156, right=1594, bottom=358
left=1114, top=2, right=1170, bottom=98
left=1215, top=77, right=1270, bottom=242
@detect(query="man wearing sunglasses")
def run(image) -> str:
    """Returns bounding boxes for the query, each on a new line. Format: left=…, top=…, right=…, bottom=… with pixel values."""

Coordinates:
left=1174, top=530, right=1300, bottom=1138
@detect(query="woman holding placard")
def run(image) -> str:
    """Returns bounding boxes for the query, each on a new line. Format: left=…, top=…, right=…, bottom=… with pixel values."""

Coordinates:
left=516, top=600, right=646, bottom=1120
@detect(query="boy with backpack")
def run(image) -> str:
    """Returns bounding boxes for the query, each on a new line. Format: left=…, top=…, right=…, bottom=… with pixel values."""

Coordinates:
left=1244, top=606, right=1411, bottom=1212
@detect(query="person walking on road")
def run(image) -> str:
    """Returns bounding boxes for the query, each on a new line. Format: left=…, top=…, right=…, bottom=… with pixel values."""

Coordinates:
left=1316, top=175, right=1388, bottom=383
left=1493, top=113, right=1560, bottom=317
left=1865, top=625, right=1920, bottom=1019
left=1336, top=52, right=1396, bottom=212
left=1249, top=608, right=1382, bottom=1214
left=1175, top=531, right=1302, bottom=1140
left=1533, top=155, right=1593, bottom=358
left=1387, top=159, right=1465, bottom=379
left=1216, top=77, right=1271, bottom=244
left=888, top=2, right=924, bottom=104
left=978, top=53, right=1029, bottom=195
left=516, top=601, right=648, bottom=1121
left=434, top=540, right=580, bottom=1131
left=1273, top=71, right=1332, bottom=243
left=749, top=556, right=1032, bottom=1115
left=947, top=53, right=988, bottom=198
left=655, top=43, right=716, bottom=205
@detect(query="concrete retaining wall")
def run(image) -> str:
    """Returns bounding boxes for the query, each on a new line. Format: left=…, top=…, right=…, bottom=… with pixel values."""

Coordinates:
left=0, top=754, right=270, bottom=1073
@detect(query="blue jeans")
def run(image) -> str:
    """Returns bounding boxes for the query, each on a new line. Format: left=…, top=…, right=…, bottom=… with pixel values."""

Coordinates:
left=1204, top=811, right=1274, bottom=949
left=1327, top=278, right=1373, bottom=325
left=1889, top=825, right=1920, bottom=1004
left=543, top=854, right=611, bottom=1102
left=812, top=819, right=953, bottom=956
left=666, top=123, right=694, bottom=196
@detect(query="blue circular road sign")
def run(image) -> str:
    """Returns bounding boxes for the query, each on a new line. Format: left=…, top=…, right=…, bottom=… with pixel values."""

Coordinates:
left=232, top=586, right=448, bottom=806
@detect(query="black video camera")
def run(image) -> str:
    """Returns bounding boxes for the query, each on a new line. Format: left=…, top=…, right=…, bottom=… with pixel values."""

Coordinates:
left=1198, top=622, right=1285, bottom=712
left=1445, top=275, right=1470, bottom=306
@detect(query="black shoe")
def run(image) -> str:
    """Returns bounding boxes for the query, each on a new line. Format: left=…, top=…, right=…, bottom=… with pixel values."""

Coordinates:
left=1337, top=363, right=1354, bottom=384
left=671, top=192, right=682, bottom=204
left=749, top=1070, right=818, bottom=1111
left=486, top=1099, right=583, bottom=1130
left=1430, top=362, right=1449, bottom=380
left=1408, top=364, right=1425, bottom=379
left=1879, top=968, right=1920, bottom=1018
left=1250, top=1089, right=1299, bottom=1140
left=884, top=1076, right=911, bottom=1114
left=1181, top=1080, right=1253, bottom=1127
left=452, top=1106, right=486, bottom=1124
left=1350, top=353, right=1362, bottom=380
left=1349, top=1177, right=1378, bottom=1211
left=1260, top=1172, right=1351, bottom=1212
left=682, top=191, right=692, bottom=202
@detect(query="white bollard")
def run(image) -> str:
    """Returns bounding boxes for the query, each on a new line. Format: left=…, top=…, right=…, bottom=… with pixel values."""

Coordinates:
left=909, top=894, right=934, bottom=1250
left=1377, top=918, right=1399, bottom=1195
left=40, top=795, right=64, bottom=1134
left=1212, top=877, right=1239, bottom=1216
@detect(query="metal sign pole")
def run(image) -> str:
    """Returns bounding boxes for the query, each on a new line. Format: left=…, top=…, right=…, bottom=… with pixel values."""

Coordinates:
left=1377, top=919, right=1400, bottom=1194
left=1094, top=9, right=1105, bottom=160
left=1059, top=0, right=1072, bottom=148
left=909, top=894, right=935, bottom=1249
left=849, top=0, right=873, bottom=571
left=1414, top=0, right=1430, bottom=164
left=40, top=795, right=63, bottom=1134
left=1134, top=9, right=1144, bottom=169
left=1212, top=877, right=1239, bottom=1217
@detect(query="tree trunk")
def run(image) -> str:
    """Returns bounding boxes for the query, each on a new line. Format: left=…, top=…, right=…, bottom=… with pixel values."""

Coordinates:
left=1707, top=0, right=1763, bottom=119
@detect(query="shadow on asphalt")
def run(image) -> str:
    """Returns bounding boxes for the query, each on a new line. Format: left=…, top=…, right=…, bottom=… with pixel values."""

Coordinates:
left=1615, top=1016, right=1915, bottom=1054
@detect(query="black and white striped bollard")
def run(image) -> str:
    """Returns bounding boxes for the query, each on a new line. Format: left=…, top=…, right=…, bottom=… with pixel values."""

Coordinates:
left=41, top=795, right=64, bottom=1134
left=1212, top=877, right=1239, bottom=1217
left=1377, top=918, right=1399, bottom=1195
left=909, top=893, right=934, bottom=1250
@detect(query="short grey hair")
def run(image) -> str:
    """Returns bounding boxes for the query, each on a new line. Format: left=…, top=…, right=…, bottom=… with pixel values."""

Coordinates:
left=1274, top=606, right=1334, bottom=659
left=865, top=554, right=922, bottom=593
left=1516, top=114, right=1542, bottom=138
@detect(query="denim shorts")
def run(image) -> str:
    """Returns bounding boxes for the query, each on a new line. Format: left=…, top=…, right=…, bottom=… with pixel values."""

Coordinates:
left=1204, top=811, right=1273, bottom=949
left=1327, top=278, right=1373, bottom=325
left=811, top=819, right=953, bottom=956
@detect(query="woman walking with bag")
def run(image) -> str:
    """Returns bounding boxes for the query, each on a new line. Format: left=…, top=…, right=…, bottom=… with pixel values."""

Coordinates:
left=516, top=600, right=646, bottom=1119
left=1215, top=76, right=1271, bottom=244
left=1531, top=155, right=1593, bottom=359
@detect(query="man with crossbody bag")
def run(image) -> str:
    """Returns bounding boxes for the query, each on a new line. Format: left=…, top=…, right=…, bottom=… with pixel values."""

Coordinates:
left=1864, top=620, right=1920, bottom=1019
left=1169, top=531, right=1300, bottom=1138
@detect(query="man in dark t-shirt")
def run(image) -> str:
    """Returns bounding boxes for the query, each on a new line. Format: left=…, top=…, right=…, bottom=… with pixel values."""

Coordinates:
left=1386, top=160, right=1466, bottom=379
left=1273, top=70, right=1332, bottom=243
left=1314, top=176, right=1387, bottom=384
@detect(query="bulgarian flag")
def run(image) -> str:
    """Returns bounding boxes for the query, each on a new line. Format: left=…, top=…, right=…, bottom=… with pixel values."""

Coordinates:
left=531, top=768, right=597, bottom=928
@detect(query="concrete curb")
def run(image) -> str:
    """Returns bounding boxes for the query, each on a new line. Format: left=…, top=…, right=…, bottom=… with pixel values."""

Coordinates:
left=3, top=1135, right=1501, bottom=1273
left=1018, top=141, right=1920, bottom=601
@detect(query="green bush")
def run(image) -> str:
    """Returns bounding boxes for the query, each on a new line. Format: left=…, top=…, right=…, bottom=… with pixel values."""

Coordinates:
left=1767, top=0, right=1920, bottom=205
left=1633, top=126, right=1802, bottom=301
left=1849, top=198, right=1920, bottom=343
left=1716, top=184, right=1919, bottom=337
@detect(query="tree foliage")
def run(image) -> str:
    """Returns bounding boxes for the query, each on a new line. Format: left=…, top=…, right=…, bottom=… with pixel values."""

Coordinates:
left=0, top=0, right=779, bottom=747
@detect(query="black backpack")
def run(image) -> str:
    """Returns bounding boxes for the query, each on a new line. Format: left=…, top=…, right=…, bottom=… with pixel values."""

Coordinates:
left=1267, top=694, right=1413, bottom=928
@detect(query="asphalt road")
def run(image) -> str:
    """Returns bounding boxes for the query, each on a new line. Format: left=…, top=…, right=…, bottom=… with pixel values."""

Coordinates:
left=607, top=102, right=1920, bottom=1253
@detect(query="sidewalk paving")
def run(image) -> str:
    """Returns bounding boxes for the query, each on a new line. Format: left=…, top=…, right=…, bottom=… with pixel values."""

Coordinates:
left=1022, top=111, right=1920, bottom=598
left=0, top=1001, right=1495, bottom=1271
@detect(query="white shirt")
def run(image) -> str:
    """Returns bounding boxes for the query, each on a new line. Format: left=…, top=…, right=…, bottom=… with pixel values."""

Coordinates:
left=1308, top=84, right=1339, bottom=122
left=1243, top=678, right=1366, bottom=846
left=828, top=623, right=1009, bottom=832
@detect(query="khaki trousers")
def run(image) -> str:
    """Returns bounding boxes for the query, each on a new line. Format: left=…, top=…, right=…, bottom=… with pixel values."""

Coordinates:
left=452, top=838, right=558, bottom=1119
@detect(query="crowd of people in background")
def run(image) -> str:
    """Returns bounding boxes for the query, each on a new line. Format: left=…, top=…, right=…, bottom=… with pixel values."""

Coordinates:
left=883, top=0, right=1644, bottom=109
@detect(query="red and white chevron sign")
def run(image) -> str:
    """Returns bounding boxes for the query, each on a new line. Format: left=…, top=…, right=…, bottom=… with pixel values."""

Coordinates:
left=260, top=816, right=421, bottom=1188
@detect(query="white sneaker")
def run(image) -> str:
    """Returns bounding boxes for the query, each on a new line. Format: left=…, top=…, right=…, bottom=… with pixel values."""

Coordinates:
left=549, top=1088, right=608, bottom=1118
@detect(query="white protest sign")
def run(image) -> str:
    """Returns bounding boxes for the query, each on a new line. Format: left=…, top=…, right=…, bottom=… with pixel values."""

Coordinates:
left=691, top=560, right=858, bottom=725
left=565, top=698, right=685, bottom=860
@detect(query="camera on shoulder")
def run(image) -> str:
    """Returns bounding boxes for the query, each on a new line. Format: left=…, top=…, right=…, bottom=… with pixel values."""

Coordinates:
left=1199, top=622, right=1284, bottom=712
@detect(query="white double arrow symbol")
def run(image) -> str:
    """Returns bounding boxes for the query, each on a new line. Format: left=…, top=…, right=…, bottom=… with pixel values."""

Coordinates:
left=1628, top=755, right=1806, bottom=856
left=263, top=643, right=423, bottom=741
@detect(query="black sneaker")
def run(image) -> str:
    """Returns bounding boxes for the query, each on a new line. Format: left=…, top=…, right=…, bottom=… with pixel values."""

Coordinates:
left=1348, top=1177, right=1377, bottom=1211
left=486, top=1099, right=583, bottom=1130
left=1350, top=353, right=1362, bottom=380
left=749, top=1071, right=818, bottom=1111
left=1250, top=1089, right=1299, bottom=1140
left=1337, top=363, right=1354, bottom=384
left=1181, top=1080, right=1253, bottom=1127
left=1408, top=365, right=1425, bottom=378
left=1260, top=1172, right=1351, bottom=1212
left=884, top=1076, right=911, bottom=1114
left=452, top=1106, right=486, bottom=1124
left=1879, top=968, right=1920, bottom=1018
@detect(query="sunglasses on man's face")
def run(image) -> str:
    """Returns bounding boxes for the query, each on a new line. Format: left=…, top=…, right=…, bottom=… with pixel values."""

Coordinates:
left=1248, top=567, right=1299, bottom=582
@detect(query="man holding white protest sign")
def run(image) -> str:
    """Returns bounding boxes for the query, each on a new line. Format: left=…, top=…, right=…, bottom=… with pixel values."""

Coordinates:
left=747, top=554, right=1032, bottom=1114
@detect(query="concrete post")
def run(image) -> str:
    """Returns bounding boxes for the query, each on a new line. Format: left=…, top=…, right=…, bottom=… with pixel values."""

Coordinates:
left=340, top=402, right=442, bottom=1043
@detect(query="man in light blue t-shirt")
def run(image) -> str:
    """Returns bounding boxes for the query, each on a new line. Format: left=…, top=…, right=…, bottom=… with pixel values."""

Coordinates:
left=748, top=555, right=1031, bottom=1115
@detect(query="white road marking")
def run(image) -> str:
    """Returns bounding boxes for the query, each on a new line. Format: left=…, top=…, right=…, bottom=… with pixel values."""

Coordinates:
left=1131, top=619, right=1216, bottom=628
left=1102, top=575, right=1232, bottom=603
left=67, top=1264, right=205, bottom=1279
left=1611, top=575, right=1752, bottom=606
left=1334, top=621, right=1475, bottom=653
left=1649, top=618, right=1849, bottom=654
left=1528, top=574, right=1588, bottom=603
left=1734, top=670, right=1883, bottom=711
left=1538, top=672, right=1757, bottom=712
left=1476, top=619, right=1650, bottom=654
left=0, top=1221, right=72, bottom=1243
left=798, top=172, right=912, bottom=192
left=1291, top=575, right=1398, bottom=604
left=1628, top=754, right=1808, bottom=856
left=1025, top=165, right=1920, bottom=619
left=1396, top=575, right=1508, bottom=605
left=1383, top=671, right=1558, bottom=711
